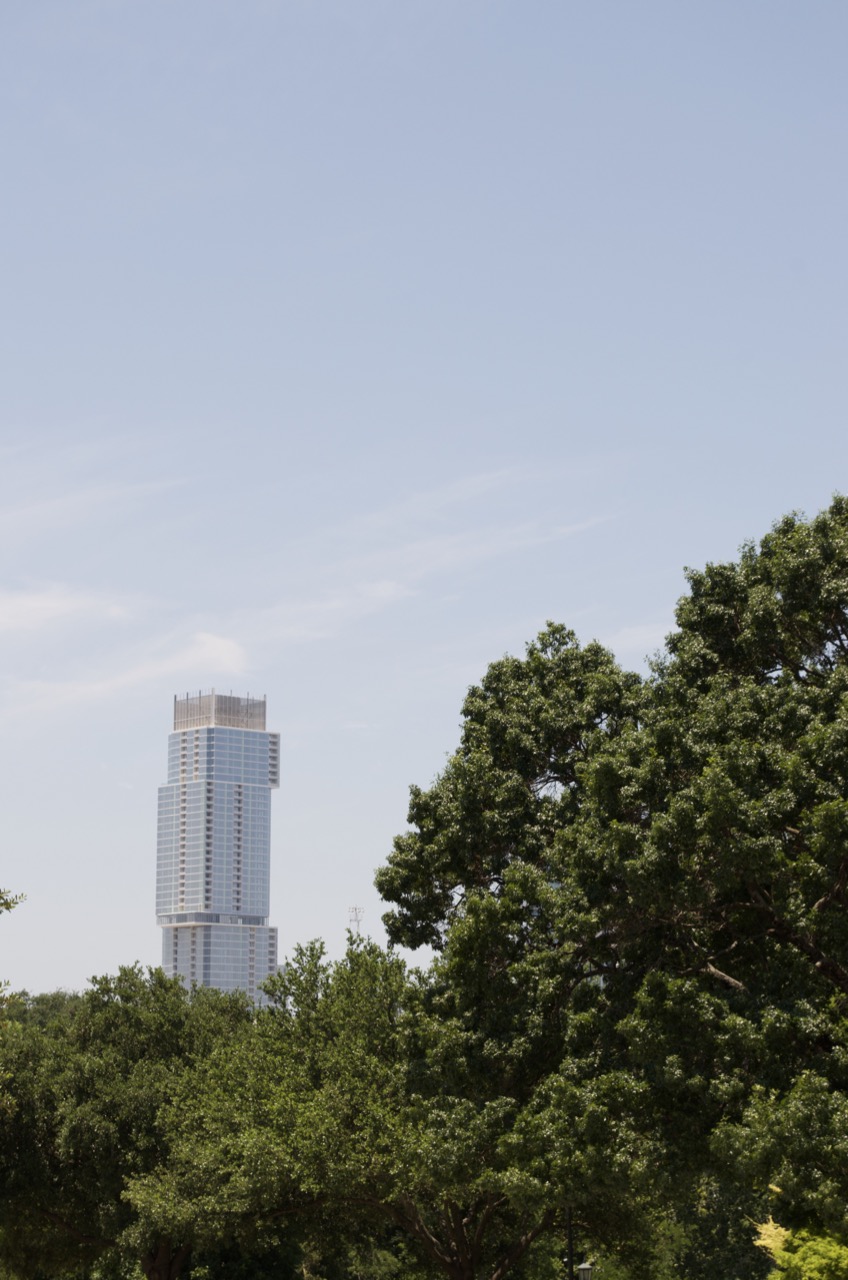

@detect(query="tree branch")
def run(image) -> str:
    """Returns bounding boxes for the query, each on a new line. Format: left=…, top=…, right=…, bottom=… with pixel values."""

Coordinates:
left=746, top=884, right=848, bottom=995
left=702, top=961, right=747, bottom=992
left=489, top=1209, right=555, bottom=1280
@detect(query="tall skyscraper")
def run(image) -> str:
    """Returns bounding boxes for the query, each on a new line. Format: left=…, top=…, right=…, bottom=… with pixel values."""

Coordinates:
left=156, top=691, right=280, bottom=1002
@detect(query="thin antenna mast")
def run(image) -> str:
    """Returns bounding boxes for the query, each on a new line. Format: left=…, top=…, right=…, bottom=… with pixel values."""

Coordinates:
left=348, top=906, right=364, bottom=936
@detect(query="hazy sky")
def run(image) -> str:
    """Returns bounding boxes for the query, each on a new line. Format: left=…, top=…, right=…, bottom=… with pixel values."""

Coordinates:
left=2, top=1, right=847, bottom=993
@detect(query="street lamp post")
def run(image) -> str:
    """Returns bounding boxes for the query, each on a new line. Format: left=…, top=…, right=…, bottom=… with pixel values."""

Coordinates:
left=565, top=1208, right=593, bottom=1280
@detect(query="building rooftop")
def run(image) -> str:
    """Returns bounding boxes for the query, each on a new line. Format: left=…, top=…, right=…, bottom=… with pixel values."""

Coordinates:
left=173, top=691, right=267, bottom=732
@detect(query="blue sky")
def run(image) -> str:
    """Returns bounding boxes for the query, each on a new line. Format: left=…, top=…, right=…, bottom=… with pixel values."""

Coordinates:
left=2, top=1, right=847, bottom=993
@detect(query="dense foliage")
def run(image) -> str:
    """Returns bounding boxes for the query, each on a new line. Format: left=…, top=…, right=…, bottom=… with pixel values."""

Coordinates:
left=0, top=968, right=252, bottom=1280
left=4, top=499, right=848, bottom=1278
left=377, top=495, right=848, bottom=1274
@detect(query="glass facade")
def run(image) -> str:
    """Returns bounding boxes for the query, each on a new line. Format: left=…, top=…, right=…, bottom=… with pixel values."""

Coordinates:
left=156, top=692, right=280, bottom=1002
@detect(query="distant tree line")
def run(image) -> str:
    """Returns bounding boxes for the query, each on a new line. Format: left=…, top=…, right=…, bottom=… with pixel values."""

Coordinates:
left=4, top=499, right=848, bottom=1280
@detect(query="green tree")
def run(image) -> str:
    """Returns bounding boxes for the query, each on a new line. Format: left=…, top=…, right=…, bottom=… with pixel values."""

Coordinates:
left=380, top=497, right=848, bottom=1008
left=0, top=891, right=21, bottom=917
left=377, top=498, right=848, bottom=1271
left=5, top=988, right=82, bottom=1030
left=129, top=942, right=420, bottom=1278
left=755, top=1218, right=848, bottom=1280
left=719, top=1071, right=848, bottom=1244
left=136, top=939, right=678, bottom=1280
left=0, top=965, right=252, bottom=1280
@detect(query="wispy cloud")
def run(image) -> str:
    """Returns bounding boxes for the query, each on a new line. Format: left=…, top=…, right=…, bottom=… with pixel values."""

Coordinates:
left=0, top=467, right=614, bottom=719
left=2, top=631, right=247, bottom=718
left=349, top=517, right=604, bottom=584
left=252, top=512, right=607, bottom=644
left=350, top=468, right=524, bottom=534
left=0, top=586, right=131, bottom=632
left=0, top=478, right=181, bottom=539
left=257, top=580, right=415, bottom=642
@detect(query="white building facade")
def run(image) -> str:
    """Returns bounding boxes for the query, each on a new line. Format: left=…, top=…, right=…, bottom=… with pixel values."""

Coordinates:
left=156, top=692, right=280, bottom=1001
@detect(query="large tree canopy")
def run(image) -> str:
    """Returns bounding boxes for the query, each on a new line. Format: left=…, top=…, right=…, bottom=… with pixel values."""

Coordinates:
left=0, top=966, right=252, bottom=1280
left=379, top=497, right=848, bottom=1004
left=376, top=627, right=641, bottom=954
left=377, top=496, right=848, bottom=1266
left=136, top=939, right=671, bottom=1280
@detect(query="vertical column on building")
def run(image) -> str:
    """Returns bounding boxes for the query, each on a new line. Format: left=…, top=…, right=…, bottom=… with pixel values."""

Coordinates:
left=178, top=739, right=187, bottom=910
left=233, top=783, right=243, bottom=913
left=204, top=779, right=213, bottom=910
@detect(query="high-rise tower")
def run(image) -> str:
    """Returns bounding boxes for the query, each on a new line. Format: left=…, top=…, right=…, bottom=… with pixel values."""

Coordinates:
left=156, top=691, right=280, bottom=1001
